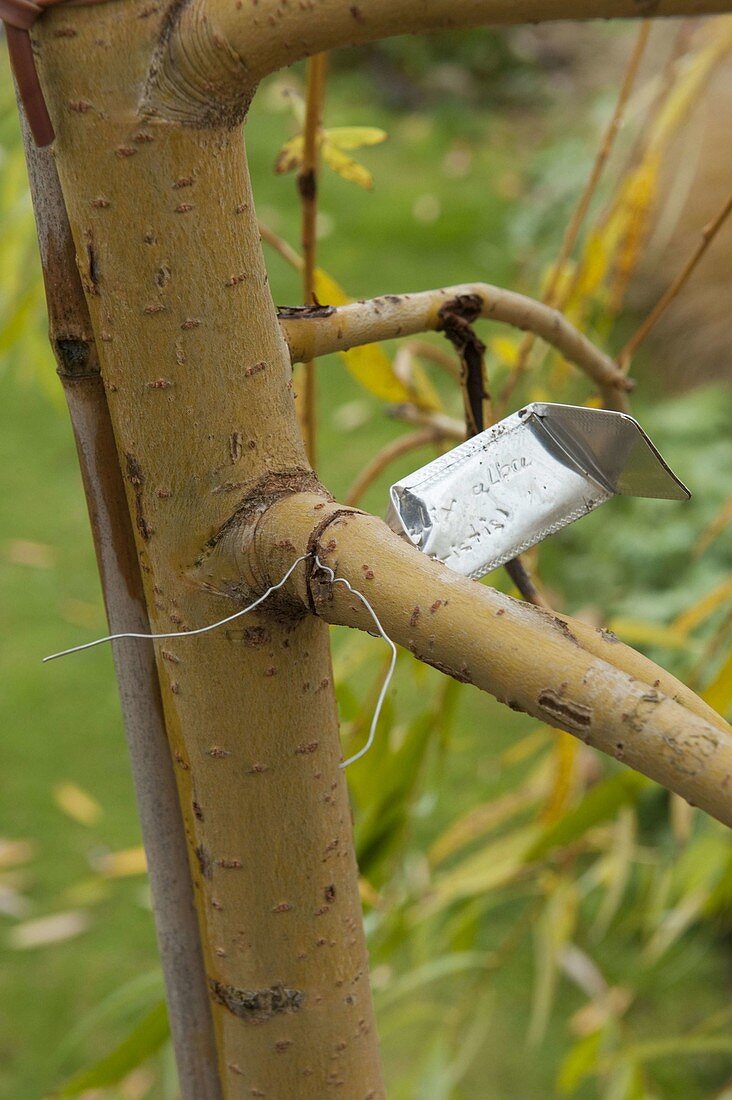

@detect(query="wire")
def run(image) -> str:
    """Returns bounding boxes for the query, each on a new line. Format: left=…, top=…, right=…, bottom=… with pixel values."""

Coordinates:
left=43, top=553, right=313, bottom=661
left=43, top=551, right=396, bottom=770
left=312, top=555, right=397, bottom=769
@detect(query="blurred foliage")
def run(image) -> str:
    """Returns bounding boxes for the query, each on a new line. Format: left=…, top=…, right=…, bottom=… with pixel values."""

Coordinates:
left=333, top=28, right=545, bottom=111
left=1, top=16, right=732, bottom=1100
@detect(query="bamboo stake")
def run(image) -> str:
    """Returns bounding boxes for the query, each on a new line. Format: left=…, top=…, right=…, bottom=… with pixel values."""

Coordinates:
left=18, top=105, right=222, bottom=1100
left=298, top=53, right=328, bottom=467
left=617, top=191, right=732, bottom=370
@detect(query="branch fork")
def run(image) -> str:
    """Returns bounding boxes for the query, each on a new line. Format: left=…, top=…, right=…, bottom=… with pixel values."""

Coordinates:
left=232, top=491, right=732, bottom=829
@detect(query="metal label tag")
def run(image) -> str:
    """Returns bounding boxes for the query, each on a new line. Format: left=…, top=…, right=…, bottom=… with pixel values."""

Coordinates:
left=386, top=403, right=689, bottom=580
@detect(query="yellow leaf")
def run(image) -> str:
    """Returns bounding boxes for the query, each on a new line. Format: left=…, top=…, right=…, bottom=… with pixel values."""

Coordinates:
left=489, top=335, right=520, bottom=368
left=321, top=142, right=374, bottom=189
left=325, top=126, right=388, bottom=151
left=274, top=135, right=304, bottom=175
left=313, top=269, right=349, bottom=307
left=607, top=616, right=688, bottom=651
left=542, top=732, right=579, bottom=826
left=568, top=228, right=615, bottom=309
left=274, top=126, right=386, bottom=177
left=703, top=650, right=732, bottom=717
left=341, top=343, right=415, bottom=404
left=672, top=578, right=732, bottom=636
left=313, top=270, right=430, bottom=406
left=94, top=846, right=148, bottom=878
left=609, top=156, right=660, bottom=306
left=53, top=782, right=102, bottom=827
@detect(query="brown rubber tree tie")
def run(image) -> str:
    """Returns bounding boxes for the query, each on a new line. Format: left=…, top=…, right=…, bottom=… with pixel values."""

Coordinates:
left=2, top=0, right=107, bottom=146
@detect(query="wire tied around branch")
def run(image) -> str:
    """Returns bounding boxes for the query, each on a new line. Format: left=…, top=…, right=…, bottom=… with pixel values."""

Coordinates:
left=43, top=551, right=397, bottom=770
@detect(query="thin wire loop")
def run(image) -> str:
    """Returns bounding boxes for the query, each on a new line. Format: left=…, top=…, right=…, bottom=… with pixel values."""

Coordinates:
left=43, top=551, right=396, bottom=770
left=312, top=555, right=397, bottom=769
left=43, top=553, right=313, bottom=661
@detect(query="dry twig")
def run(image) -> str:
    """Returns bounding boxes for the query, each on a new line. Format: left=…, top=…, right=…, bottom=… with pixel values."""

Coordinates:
left=500, top=21, right=652, bottom=408
left=617, top=192, right=732, bottom=370
left=298, top=53, right=328, bottom=466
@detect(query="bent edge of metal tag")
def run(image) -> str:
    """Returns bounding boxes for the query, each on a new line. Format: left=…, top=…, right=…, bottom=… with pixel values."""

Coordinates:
left=386, top=403, right=690, bottom=580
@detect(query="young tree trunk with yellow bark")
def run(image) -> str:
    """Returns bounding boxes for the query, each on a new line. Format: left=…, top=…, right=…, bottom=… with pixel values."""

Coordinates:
left=9, top=0, right=732, bottom=1096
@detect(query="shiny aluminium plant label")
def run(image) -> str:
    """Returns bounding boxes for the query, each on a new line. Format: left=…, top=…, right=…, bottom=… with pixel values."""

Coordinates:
left=386, top=403, right=690, bottom=580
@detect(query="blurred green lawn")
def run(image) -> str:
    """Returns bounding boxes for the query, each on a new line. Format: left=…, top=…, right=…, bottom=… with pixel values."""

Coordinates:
left=1, top=36, right=730, bottom=1100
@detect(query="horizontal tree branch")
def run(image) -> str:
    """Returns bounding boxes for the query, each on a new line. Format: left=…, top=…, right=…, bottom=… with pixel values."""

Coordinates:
left=279, top=284, right=634, bottom=411
left=242, top=494, right=732, bottom=829
left=146, top=0, right=731, bottom=127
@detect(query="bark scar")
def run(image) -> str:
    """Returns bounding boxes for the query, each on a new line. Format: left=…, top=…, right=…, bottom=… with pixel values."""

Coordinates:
left=209, top=980, right=305, bottom=1022
left=125, top=453, right=152, bottom=541
left=537, top=689, right=592, bottom=733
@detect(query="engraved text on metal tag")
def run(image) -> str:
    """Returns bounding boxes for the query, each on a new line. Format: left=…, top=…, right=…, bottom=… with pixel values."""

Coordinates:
left=386, top=403, right=689, bottom=580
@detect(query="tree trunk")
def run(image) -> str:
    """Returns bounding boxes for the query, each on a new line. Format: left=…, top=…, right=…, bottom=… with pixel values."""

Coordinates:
left=18, top=0, right=731, bottom=1096
left=33, top=3, right=383, bottom=1095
